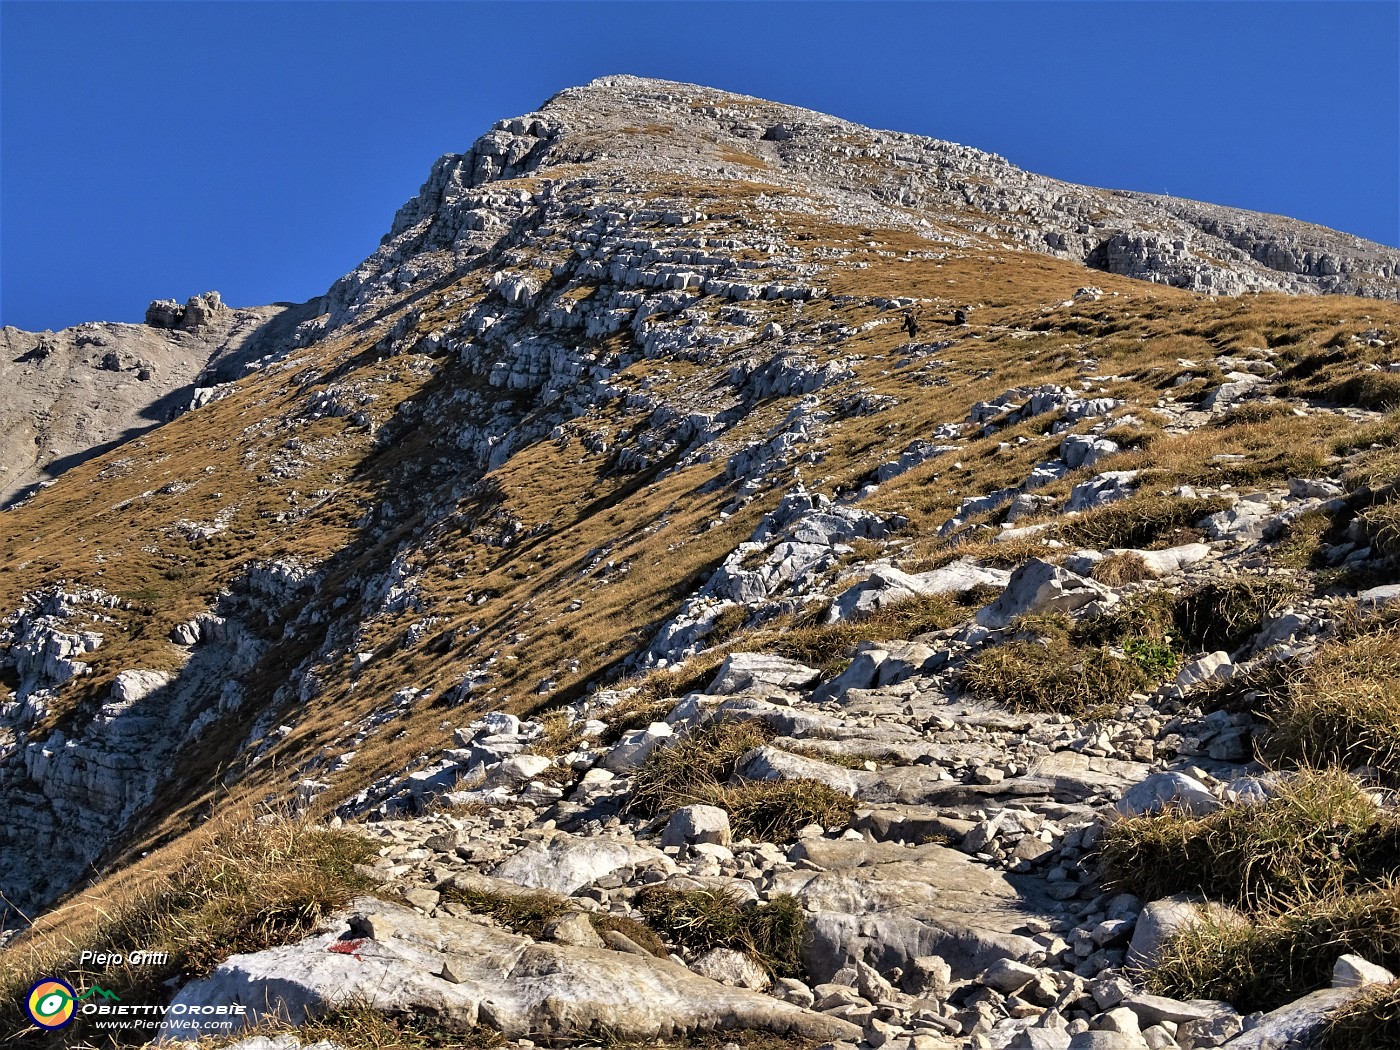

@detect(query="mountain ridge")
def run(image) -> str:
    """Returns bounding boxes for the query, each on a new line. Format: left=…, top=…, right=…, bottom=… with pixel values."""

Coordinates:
left=2, top=75, right=1400, bottom=1050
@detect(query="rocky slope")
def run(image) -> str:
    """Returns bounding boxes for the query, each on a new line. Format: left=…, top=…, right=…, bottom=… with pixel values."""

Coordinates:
left=0, top=293, right=321, bottom=506
left=3, top=77, right=1400, bottom=1050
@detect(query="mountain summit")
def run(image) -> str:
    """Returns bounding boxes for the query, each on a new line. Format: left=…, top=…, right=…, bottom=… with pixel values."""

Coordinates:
left=4, top=77, right=1400, bottom=1047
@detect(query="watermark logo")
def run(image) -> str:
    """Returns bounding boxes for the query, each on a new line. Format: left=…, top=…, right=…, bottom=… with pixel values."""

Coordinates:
left=26, top=978, right=77, bottom=1030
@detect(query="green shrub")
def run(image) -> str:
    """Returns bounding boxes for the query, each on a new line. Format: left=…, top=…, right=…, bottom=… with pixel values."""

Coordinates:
left=637, top=886, right=806, bottom=978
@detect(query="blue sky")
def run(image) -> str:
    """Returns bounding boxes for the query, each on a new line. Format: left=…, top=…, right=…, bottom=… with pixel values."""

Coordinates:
left=2, top=1, right=1396, bottom=332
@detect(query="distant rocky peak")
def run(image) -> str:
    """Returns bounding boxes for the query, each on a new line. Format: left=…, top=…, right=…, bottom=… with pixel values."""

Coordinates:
left=145, top=290, right=229, bottom=331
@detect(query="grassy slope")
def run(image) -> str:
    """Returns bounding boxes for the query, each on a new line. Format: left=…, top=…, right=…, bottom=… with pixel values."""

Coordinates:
left=2, top=169, right=1399, bottom=1003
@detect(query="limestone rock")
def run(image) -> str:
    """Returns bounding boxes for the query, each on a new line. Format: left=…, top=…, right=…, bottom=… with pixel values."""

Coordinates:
left=976, top=559, right=1114, bottom=629
left=165, top=897, right=861, bottom=1042
left=707, top=653, right=822, bottom=695
left=661, top=804, right=732, bottom=848
left=1114, top=772, right=1222, bottom=819
left=493, top=833, right=672, bottom=894
left=690, top=947, right=771, bottom=990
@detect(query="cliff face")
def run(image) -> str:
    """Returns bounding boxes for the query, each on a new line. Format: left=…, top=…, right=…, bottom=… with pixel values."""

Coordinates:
left=3, top=77, right=1400, bottom=1049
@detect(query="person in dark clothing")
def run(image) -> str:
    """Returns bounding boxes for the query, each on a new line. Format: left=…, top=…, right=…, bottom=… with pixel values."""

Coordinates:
left=903, top=310, right=918, bottom=339
left=953, top=308, right=967, bottom=326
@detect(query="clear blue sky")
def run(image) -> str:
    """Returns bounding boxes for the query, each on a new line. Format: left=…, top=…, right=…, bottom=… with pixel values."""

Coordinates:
left=3, top=1, right=1396, bottom=332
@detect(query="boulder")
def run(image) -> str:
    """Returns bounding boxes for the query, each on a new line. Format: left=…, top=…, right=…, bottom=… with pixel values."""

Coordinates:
left=1114, top=772, right=1222, bottom=820
left=734, top=746, right=867, bottom=797
left=771, top=841, right=1051, bottom=982
left=485, top=753, right=552, bottom=787
left=707, top=653, right=821, bottom=696
left=164, top=898, right=860, bottom=1042
left=811, top=648, right=887, bottom=703
left=827, top=565, right=928, bottom=622
left=109, top=669, right=171, bottom=705
left=1216, top=986, right=1360, bottom=1048
left=1332, top=953, right=1395, bottom=989
left=1175, top=651, right=1233, bottom=688
left=661, top=805, right=732, bottom=848
left=542, top=911, right=605, bottom=949
left=1060, top=434, right=1119, bottom=470
left=1201, top=497, right=1273, bottom=543
left=691, top=948, right=771, bottom=990
left=1120, top=993, right=1235, bottom=1028
left=493, top=833, right=672, bottom=895
left=1129, top=543, right=1212, bottom=576
left=976, top=559, right=1114, bottom=629
left=911, top=558, right=1010, bottom=597
left=602, top=721, right=672, bottom=772
left=1065, top=471, right=1138, bottom=512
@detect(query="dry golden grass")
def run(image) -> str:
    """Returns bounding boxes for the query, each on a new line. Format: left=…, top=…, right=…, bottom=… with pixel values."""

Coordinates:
left=0, top=810, right=375, bottom=1043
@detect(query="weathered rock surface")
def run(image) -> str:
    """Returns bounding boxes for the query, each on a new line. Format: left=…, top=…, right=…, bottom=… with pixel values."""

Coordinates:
left=165, top=898, right=861, bottom=1042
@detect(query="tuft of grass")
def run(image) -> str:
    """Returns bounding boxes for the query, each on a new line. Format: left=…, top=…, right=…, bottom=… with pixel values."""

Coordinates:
left=1272, top=508, right=1333, bottom=570
left=637, top=886, right=806, bottom=978
left=1150, top=885, right=1400, bottom=1015
left=960, top=607, right=1177, bottom=714
left=1101, top=768, right=1400, bottom=909
left=437, top=883, right=569, bottom=939
left=1171, top=575, right=1301, bottom=653
left=1211, top=401, right=1298, bottom=428
left=1058, top=493, right=1234, bottom=550
left=628, top=719, right=854, bottom=840
left=1260, top=628, right=1400, bottom=780
left=713, top=779, right=856, bottom=842
left=1321, top=979, right=1400, bottom=1049
left=705, top=603, right=752, bottom=647
left=236, top=1000, right=507, bottom=1048
left=1359, top=500, right=1400, bottom=560
left=629, top=719, right=777, bottom=818
left=747, top=593, right=964, bottom=673
left=0, top=813, right=376, bottom=1041
left=1333, top=409, right=1400, bottom=455
left=908, top=537, right=1057, bottom=572
left=1091, top=552, right=1154, bottom=586
left=1318, top=372, right=1400, bottom=412
left=437, top=882, right=667, bottom=957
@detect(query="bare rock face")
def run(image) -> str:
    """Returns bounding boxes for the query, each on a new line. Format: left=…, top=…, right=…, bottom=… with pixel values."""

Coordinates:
left=146, top=291, right=231, bottom=330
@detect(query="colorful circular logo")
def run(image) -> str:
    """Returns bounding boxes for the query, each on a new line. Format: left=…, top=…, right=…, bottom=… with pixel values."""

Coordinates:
left=26, top=978, right=77, bottom=1029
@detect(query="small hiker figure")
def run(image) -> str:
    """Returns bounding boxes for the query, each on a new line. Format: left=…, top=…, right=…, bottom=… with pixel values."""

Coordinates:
left=953, top=308, right=968, bottom=326
left=903, top=310, right=918, bottom=339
